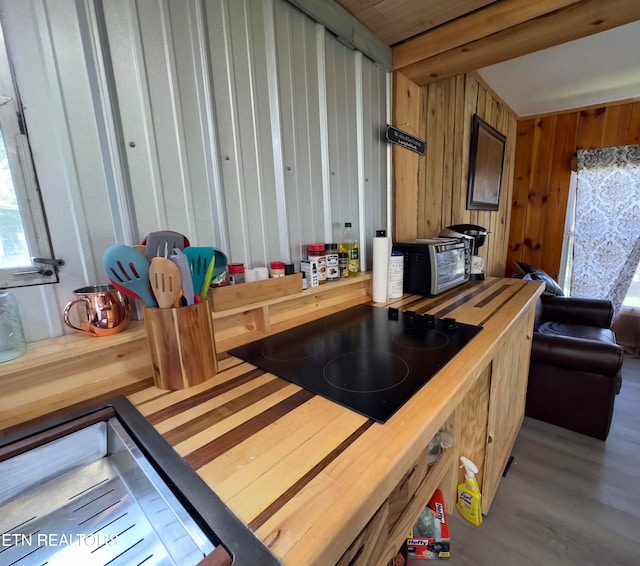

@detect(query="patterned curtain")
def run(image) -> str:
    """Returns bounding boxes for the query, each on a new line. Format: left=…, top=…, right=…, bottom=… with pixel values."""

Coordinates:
left=572, top=145, right=640, bottom=315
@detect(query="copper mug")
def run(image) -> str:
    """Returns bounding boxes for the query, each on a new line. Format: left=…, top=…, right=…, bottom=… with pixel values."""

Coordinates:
left=64, top=284, right=130, bottom=337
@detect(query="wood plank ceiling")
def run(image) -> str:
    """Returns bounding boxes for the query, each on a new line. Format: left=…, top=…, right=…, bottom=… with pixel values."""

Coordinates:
left=335, top=0, right=640, bottom=85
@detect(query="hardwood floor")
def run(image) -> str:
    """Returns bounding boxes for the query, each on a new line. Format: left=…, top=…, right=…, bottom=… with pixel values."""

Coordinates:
left=441, top=355, right=640, bottom=566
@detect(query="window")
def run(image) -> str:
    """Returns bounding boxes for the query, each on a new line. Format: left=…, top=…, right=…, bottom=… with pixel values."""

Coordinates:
left=623, top=262, right=640, bottom=307
left=0, top=19, right=56, bottom=288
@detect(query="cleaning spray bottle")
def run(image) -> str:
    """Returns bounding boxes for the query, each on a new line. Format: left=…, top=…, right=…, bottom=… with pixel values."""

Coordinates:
left=456, top=456, right=483, bottom=526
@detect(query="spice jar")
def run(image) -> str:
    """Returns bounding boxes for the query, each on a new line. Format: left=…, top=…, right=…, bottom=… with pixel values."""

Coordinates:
left=269, top=261, right=285, bottom=278
left=228, top=263, right=245, bottom=284
left=308, top=244, right=326, bottom=284
left=325, top=243, right=339, bottom=282
left=338, top=252, right=349, bottom=279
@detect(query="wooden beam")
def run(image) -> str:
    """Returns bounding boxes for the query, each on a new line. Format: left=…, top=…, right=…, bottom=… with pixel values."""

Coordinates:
left=286, top=0, right=392, bottom=70
left=393, top=0, right=582, bottom=69
left=336, top=0, right=495, bottom=46
left=396, top=0, right=640, bottom=85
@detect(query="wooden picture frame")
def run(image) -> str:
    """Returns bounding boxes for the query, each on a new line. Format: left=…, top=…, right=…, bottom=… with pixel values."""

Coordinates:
left=467, top=115, right=506, bottom=211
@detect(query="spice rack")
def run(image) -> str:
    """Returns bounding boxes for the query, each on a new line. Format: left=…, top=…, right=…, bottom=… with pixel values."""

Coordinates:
left=208, top=272, right=372, bottom=352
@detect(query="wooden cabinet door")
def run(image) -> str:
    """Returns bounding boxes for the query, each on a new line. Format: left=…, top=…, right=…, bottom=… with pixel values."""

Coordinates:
left=482, top=308, right=535, bottom=513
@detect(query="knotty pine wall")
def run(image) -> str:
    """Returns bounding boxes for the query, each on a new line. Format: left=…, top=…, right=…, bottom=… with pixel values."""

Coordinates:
left=507, top=100, right=640, bottom=279
left=393, top=71, right=518, bottom=278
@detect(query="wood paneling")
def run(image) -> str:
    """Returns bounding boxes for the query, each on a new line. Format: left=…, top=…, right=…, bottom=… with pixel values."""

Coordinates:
left=393, top=72, right=518, bottom=278
left=507, top=100, right=640, bottom=279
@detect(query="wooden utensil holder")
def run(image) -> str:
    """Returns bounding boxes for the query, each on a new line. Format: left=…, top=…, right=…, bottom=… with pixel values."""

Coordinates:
left=143, top=301, right=218, bottom=390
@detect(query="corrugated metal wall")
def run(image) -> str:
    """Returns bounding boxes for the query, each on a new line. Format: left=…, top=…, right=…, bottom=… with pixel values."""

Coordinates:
left=1, top=0, right=388, bottom=341
left=102, top=0, right=388, bottom=268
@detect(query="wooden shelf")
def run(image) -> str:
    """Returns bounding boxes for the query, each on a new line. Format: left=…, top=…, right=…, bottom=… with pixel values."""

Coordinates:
left=386, top=448, right=454, bottom=562
left=337, top=434, right=455, bottom=566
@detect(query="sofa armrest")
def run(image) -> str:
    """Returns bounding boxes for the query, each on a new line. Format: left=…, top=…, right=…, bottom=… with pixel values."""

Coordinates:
left=540, top=296, right=614, bottom=328
left=532, top=333, right=623, bottom=375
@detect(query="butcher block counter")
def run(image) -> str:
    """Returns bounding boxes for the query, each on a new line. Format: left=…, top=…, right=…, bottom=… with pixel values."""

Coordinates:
left=0, top=275, right=543, bottom=565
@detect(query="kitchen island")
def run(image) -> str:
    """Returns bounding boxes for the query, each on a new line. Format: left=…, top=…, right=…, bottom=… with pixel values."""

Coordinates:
left=0, top=275, right=543, bottom=565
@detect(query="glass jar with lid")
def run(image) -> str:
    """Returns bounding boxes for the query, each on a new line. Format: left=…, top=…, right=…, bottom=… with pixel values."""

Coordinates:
left=0, top=288, right=27, bottom=363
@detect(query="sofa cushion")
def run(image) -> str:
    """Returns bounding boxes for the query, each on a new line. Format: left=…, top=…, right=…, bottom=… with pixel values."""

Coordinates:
left=514, top=261, right=565, bottom=296
left=537, top=321, right=618, bottom=345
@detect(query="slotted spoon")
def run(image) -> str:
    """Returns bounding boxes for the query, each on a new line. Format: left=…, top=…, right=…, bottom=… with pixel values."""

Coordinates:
left=103, top=244, right=157, bottom=307
left=149, top=258, right=182, bottom=308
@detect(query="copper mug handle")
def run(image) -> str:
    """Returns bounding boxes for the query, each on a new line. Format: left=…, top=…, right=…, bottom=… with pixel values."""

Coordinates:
left=63, top=285, right=130, bottom=337
left=64, top=296, right=94, bottom=335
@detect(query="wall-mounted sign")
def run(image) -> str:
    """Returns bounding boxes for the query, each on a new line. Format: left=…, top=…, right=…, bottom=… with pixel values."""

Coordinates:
left=385, top=125, right=425, bottom=155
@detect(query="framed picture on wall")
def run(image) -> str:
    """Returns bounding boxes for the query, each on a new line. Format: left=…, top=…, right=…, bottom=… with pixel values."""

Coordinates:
left=467, top=114, right=506, bottom=211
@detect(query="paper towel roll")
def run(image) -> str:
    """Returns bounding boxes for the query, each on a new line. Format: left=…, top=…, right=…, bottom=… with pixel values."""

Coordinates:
left=372, top=233, right=390, bottom=303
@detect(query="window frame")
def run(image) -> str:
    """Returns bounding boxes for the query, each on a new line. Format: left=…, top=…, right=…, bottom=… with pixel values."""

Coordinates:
left=0, top=19, right=58, bottom=288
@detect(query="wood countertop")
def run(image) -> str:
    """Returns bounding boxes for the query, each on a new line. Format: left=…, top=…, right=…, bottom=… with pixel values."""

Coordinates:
left=0, top=277, right=543, bottom=565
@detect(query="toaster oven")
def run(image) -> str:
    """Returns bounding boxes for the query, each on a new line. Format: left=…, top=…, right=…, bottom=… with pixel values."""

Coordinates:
left=392, top=239, right=470, bottom=296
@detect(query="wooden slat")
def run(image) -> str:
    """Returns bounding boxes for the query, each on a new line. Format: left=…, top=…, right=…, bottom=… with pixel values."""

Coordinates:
left=392, top=0, right=582, bottom=69
left=524, top=115, right=557, bottom=268
left=422, top=82, right=444, bottom=237
left=183, top=388, right=316, bottom=469
left=246, top=420, right=374, bottom=529
left=601, top=103, right=634, bottom=148
left=452, top=74, right=468, bottom=224
left=210, top=274, right=302, bottom=312
left=498, top=114, right=518, bottom=272
left=576, top=107, right=608, bottom=149
left=397, top=0, right=640, bottom=85
left=544, top=111, right=578, bottom=279
left=481, top=308, right=534, bottom=512
left=336, top=0, right=494, bottom=46
left=628, top=102, right=640, bottom=144
left=197, top=395, right=353, bottom=500
left=454, top=370, right=491, bottom=489
left=393, top=71, right=424, bottom=242
left=442, top=77, right=457, bottom=227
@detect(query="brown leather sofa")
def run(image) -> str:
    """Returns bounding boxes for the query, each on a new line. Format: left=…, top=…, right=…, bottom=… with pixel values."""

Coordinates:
left=525, top=295, right=624, bottom=440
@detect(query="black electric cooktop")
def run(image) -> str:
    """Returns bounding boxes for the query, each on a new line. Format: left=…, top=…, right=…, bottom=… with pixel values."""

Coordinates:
left=229, top=304, right=482, bottom=423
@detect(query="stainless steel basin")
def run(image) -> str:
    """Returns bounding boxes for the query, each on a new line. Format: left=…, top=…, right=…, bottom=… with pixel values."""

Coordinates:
left=0, top=397, right=281, bottom=565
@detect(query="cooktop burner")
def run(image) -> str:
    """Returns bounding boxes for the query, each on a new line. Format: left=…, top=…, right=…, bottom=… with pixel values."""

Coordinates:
left=229, top=305, right=482, bottom=423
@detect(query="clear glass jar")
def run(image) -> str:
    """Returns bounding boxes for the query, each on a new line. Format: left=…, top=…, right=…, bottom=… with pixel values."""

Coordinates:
left=0, top=288, right=27, bottom=363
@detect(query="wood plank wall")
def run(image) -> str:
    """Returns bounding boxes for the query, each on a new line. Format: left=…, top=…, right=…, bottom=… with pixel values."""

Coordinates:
left=393, top=71, right=518, bottom=277
left=507, top=100, right=640, bottom=279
